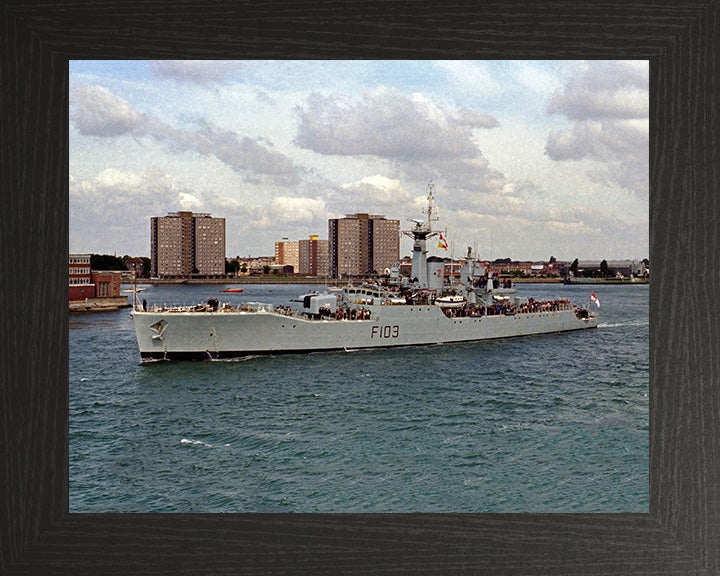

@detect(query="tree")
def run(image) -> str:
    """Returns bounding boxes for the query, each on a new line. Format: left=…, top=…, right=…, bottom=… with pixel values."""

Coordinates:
left=90, top=254, right=125, bottom=270
left=570, top=258, right=579, bottom=276
left=240, top=263, right=248, bottom=274
left=549, top=255, right=557, bottom=263
left=600, top=259, right=610, bottom=277
left=225, top=258, right=240, bottom=275
left=263, top=265, right=271, bottom=274
left=140, top=257, right=151, bottom=277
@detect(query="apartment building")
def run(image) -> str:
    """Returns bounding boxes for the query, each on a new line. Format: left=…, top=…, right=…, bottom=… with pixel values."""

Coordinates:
left=275, top=235, right=329, bottom=276
left=298, top=235, right=329, bottom=276
left=150, top=211, right=225, bottom=278
left=274, top=240, right=299, bottom=272
left=328, top=213, right=399, bottom=278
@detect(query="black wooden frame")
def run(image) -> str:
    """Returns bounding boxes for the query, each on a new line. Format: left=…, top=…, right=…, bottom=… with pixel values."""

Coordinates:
left=2, top=2, right=718, bottom=574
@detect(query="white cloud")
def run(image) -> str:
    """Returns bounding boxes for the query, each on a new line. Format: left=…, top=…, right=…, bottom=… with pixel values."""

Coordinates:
left=70, top=83, right=302, bottom=186
left=294, top=87, right=498, bottom=162
left=544, top=61, right=649, bottom=198
left=69, top=168, right=202, bottom=254
left=70, top=84, right=146, bottom=137
left=178, top=192, right=202, bottom=210
left=341, top=175, right=412, bottom=207
left=270, top=196, right=329, bottom=223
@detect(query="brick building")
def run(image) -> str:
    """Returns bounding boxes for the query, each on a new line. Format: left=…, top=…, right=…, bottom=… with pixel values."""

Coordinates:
left=328, top=213, right=399, bottom=278
left=69, top=254, right=94, bottom=301
left=274, top=240, right=299, bottom=272
left=298, top=235, right=329, bottom=276
left=69, top=255, right=123, bottom=301
left=91, top=271, right=122, bottom=298
left=150, top=211, right=226, bottom=278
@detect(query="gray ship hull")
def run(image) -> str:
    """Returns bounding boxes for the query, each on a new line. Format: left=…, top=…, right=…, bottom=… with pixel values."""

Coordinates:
left=131, top=304, right=598, bottom=361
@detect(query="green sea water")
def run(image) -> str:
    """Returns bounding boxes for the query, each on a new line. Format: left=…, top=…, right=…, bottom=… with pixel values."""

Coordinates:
left=70, top=283, right=648, bottom=512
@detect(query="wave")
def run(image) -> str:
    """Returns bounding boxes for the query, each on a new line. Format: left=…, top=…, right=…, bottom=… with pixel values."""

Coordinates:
left=207, top=355, right=261, bottom=363
left=181, top=438, right=230, bottom=448
left=598, top=321, right=648, bottom=329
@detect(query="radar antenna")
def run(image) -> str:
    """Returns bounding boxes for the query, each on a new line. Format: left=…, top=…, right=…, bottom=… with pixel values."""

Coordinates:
left=405, top=181, right=440, bottom=233
left=403, top=181, right=444, bottom=239
left=423, top=181, right=439, bottom=232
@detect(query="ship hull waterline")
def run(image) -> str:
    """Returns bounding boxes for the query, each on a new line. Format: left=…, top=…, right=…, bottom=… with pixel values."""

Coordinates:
left=131, top=305, right=598, bottom=361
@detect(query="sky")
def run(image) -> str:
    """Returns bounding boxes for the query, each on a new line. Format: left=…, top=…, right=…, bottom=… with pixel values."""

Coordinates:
left=69, top=60, right=649, bottom=262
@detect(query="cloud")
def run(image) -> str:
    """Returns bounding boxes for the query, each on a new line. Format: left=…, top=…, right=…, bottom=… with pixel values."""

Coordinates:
left=435, top=61, right=503, bottom=98
left=451, top=107, right=500, bottom=129
left=178, top=192, right=202, bottom=210
left=294, top=88, right=499, bottom=162
left=544, top=61, right=649, bottom=197
left=70, top=83, right=302, bottom=186
left=340, top=175, right=413, bottom=207
left=293, top=87, right=506, bottom=206
left=71, top=167, right=196, bottom=211
left=510, top=62, right=561, bottom=96
left=70, top=84, right=146, bottom=137
left=166, top=119, right=302, bottom=185
left=269, top=196, right=330, bottom=223
left=149, top=60, right=243, bottom=84
left=547, top=61, right=648, bottom=121
left=69, top=168, right=204, bottom=254
left=546, top=120, right=647, bottom=161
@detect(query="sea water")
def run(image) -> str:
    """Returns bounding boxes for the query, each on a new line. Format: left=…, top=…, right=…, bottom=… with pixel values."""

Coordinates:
left=69, top=283, right=648, bottom=512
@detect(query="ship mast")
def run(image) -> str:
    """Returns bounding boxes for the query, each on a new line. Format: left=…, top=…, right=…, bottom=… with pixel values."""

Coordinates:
left=402, top=182, right=443, bottom=288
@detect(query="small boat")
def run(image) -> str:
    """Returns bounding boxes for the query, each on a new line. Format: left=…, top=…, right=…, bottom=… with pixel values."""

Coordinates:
left=222, top=288, right=244, bottom=293
left=434, top=295, right=467, bottom=308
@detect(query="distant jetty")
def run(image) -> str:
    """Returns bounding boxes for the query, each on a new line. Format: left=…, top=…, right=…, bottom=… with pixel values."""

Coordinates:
left=70, top=296, right=131, bottom=313
left=563, top=277, right=649, bottom=285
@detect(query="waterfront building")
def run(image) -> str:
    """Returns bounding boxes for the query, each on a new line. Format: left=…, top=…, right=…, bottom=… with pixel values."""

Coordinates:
left=69, top=254, right=93, bottom=300
left=125, top=257, right=144, bottom=278
left=488, top=261, right=534, bottom=276
left=577, top=260, right=646, bottom=278
left=328, top=213, right=400, bottom=278
left=274, top=240, right=299, bottom=273
left=298, top=235, right=329, bottom=276
left=274, top=235, right=329, bottom=276
left=69, top=254, right=123, bottom=302
left=91, top=270, right=122, bottom=298
left=150, top=211, right=225, bottom=278
left=237, top=256, right=275, bottom=275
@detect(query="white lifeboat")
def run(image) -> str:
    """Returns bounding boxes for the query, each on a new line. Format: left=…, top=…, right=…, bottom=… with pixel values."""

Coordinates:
left=434, top=295, right=467, bottom=308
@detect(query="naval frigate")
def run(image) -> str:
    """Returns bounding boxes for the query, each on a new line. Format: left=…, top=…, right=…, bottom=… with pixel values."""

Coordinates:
left=131, top=185, right=598, bottom=361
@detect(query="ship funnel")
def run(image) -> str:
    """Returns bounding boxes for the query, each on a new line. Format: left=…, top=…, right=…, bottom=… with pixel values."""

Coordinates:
left=427, top=259, right=444, bottom=291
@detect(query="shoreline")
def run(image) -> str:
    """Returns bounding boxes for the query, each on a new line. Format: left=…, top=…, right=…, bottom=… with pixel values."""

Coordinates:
left=70, top=296, right=132, bottom=313
left=124, top=276, right=648, bottom=286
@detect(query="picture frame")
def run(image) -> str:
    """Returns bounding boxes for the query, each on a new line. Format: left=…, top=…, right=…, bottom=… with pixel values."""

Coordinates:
left=2, top=2, right=717, bottom=573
